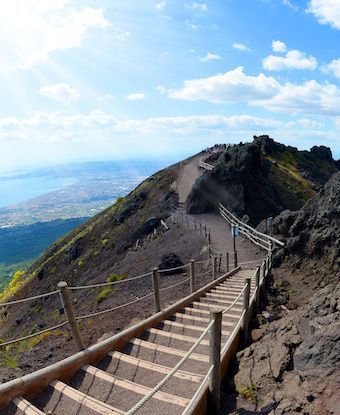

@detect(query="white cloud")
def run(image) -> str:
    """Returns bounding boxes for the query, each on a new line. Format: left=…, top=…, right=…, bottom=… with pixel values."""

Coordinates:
left=199, top=52, right=222, bottom=62
left=185, top=19, right=202, bottom=30
left=1, top=110, right=339, bottom=173
left=116, top=31, right=131, bottom=41
left=126, top=92, right=145, bottom=101
left=307, top=0, right=340, bottom=29
left=232, top=43, right=251, bottom=52
left=252, top=80, right=340, bottom=116
left=263, top=49, right=318, bottom=71
left=322, top=58, right=340, bottom=79
left=168, top=66, right=280, bottom=103
left=39, top=83, right=80, bottom=103
left=168, top=66, right=340, bottom=116
left=282, top=0, right=299, bottom=11
left=272, top=40, right=287, bottom=53
left=185, top=3, right=208, bottom=11
left=0, top=1, right=110, bottom=74
left=156, top=0, right=167, bottom=11
left=156, top=86, right=167, bottom=94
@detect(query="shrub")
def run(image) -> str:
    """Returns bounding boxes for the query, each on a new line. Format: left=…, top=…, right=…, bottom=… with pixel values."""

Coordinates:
left=236, top=384, right=257, bottom=403
left=97, top=287, right=113, bottom=303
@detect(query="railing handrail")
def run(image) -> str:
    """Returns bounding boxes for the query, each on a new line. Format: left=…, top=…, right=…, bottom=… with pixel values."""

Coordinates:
left=199, top=158, right=214, bottom=171
left=219, top=203, right=284, bottom=247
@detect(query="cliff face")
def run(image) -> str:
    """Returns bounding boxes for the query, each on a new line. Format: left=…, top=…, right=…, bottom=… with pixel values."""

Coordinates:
left=187, top=136, right=339, bottom=225
left=232, top=172, right=340, bottom=415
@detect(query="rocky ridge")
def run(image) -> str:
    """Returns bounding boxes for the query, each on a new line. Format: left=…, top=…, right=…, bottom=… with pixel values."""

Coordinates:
left=231, top=172, right=340, bottom=415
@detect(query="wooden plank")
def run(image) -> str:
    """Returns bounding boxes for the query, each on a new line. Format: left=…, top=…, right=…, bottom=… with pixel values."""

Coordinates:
left=107, top=351, right=203, bottom=383
left=173, top=312, right=236, bottom=328
left=161, top=320, right=230, bottom=336
left=50, top=380, right=124, bottom=415
left=12, top=397, right=45, bottom=415
left=129, top=338, right=209, bottom=363
left=82, top=365, right=189, bottom=407
left=146, top=328, right=209, bottom=346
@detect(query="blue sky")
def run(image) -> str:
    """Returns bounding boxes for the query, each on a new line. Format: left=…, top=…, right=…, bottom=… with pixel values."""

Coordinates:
left=0, top=0, right=340, bottom=173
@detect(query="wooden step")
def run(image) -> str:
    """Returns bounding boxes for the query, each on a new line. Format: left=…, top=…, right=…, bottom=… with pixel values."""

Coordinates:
left=145, top=328, right=209, bottom=346
left=160, top=319, right=230, bottom=336
left=205, top=292, right=244, bottom=301
left=200, top=297, right=243, bottom=308
left=173, top=312, right=236, bottom=328
left=83, top=365, right=189, bottom=407
left=128, top=338, right=209, bottom=363
left=191, top=302, right=241, bottom=317
left=12, top=398, right=45, bottom=415
left=182, top=306, right=240, bottom=321
left=107, top=351, right=203, bottom=383
left=49, top=380, right=124, bottom=415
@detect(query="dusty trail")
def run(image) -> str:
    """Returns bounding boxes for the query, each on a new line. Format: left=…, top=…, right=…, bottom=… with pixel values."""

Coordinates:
left=177, top=155, right=204, bottom=204
left=176, top=156, right=265, bottom=270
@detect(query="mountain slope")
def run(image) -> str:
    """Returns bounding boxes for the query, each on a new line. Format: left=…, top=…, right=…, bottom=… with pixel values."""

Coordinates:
left=187, top=135, right=339, bottom=225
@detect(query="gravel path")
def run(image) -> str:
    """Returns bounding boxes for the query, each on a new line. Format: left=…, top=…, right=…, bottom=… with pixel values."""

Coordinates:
left=177, top=155, right=204, bottom=204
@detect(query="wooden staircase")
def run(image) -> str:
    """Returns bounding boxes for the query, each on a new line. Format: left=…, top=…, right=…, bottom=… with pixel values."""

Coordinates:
left=2, top=270, right=255, bottom=415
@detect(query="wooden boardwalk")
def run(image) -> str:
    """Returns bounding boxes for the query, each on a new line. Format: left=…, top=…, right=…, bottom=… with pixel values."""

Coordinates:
left=1, top=269, right=257, bottom=415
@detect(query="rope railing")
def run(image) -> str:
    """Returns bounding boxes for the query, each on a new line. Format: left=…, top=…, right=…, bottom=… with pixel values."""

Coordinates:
left=0, top=289, right=60, bottom=308
left=68, top=272, right=152, bottom=291
left=0, top=321, right=69, bottom=348
left=126, top=319, right=214, bottom=415
left=159, top=277, right=191, bottom=293
left=75, top=292, right=154, bottom=322
left=0, top=256, right=217, bottom=350
left=158, top=263, right=189, bottom=273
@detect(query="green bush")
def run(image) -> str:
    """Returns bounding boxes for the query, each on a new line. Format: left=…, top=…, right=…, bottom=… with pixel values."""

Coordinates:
left=96, top=287, right=113, bottom=303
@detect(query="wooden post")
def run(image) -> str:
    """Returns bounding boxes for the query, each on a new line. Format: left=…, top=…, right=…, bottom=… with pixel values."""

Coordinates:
left=194, top=219, right=197, bottom=230
left=204, top=225, right=207, bottom=238
left=208, top=230, right=211, bottom=245
left=199, top=223, right=202, bottom=235
left=255, top=265, right=260, bottom=312
left=226, top=253, right=229, bottom=273
left=152, top=268, right=161, bottom=313
left=218, top=254, right=222, bottom=273
left=212, top=256, right=217, bottom=281
left=262, top=260, right=266, bottom=280
left=190, top=259, right=195, bottom=294
left=233, top=250, right=238, bottom=268
left=58, top=281, right=84, bottom=351
left=209, top=310, right=222, bottom=415
left=243, top=278, right=251, bottom=345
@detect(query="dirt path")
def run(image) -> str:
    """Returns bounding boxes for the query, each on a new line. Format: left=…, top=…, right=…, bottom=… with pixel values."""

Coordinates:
left=188, top=212, right=265, bottom=270
left=176, top=156, right=265, bottom=270
left=177, top=155, right=203, bottom=204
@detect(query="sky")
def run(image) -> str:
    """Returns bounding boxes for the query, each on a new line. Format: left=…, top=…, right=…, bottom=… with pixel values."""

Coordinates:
left=0, top=0, right=340, bottom=173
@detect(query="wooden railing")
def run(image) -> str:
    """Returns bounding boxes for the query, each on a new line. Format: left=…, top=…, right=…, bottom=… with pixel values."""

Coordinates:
left=198, top=158, right=214, bottom=171
left=219, top=203, right=284, bottom=251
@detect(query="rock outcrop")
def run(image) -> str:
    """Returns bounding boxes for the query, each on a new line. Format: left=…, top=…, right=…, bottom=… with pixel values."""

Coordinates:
left=187, top=136, right=339, bottom=226
left=232, top=171, right=340, bottom=414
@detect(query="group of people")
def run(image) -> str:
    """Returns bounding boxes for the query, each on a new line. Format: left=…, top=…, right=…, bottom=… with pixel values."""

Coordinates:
left=201, top=143, right=230, bottom=154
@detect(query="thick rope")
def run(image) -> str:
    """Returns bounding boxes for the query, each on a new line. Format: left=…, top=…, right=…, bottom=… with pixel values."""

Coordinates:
left=159, top=263, right=189, bottom=273
left=69, top=272, right=152, bottom=291
left=0, top=321, right=68, bottom=348
left=159, top=277, right=191, bottom=292
left=0, top=289, right=60, bottom=308
left=75, top=292, right=154, bottom=321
